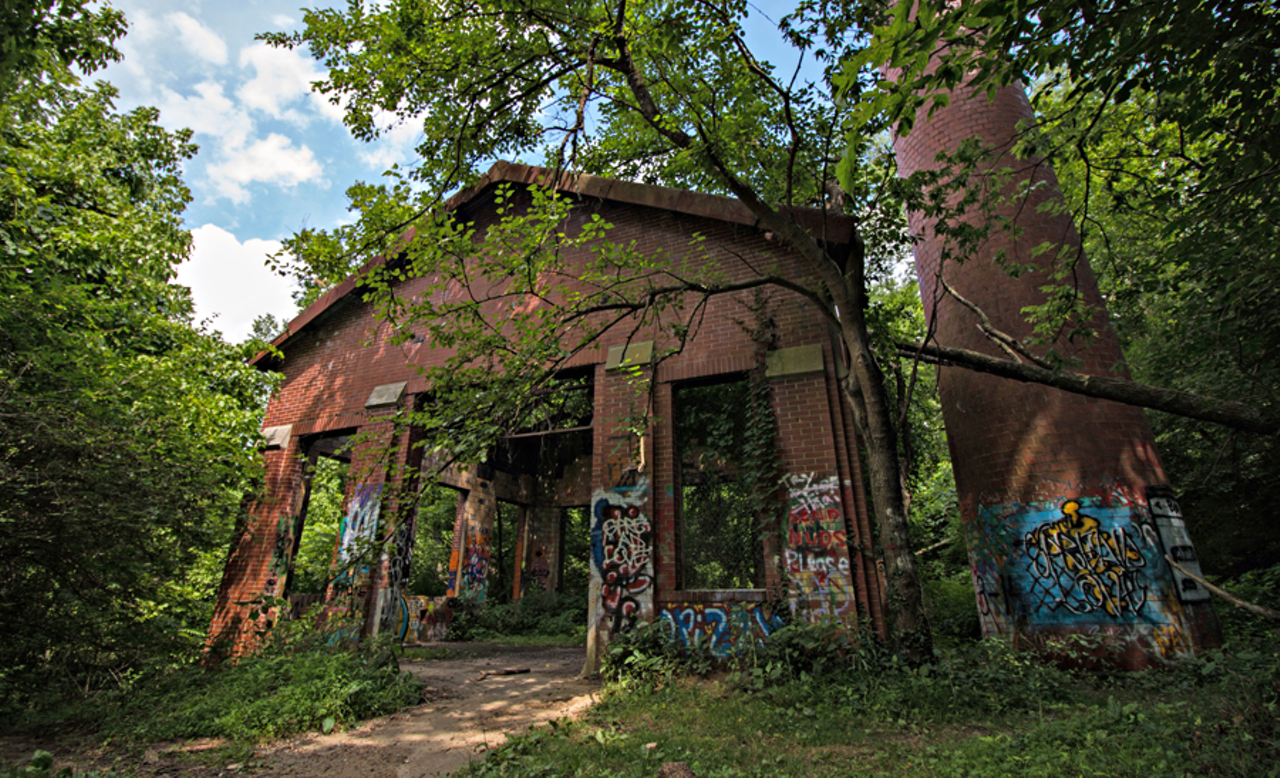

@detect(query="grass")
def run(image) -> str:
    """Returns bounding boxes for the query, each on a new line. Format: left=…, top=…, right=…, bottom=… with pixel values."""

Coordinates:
left=1, top=610, right=426, bottom=748
left=458, top=628, right=1280, bottom=777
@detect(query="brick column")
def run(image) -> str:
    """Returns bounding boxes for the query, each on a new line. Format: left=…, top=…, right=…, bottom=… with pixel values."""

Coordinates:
left=444, top=473, right=498, bottom=601
left=584, top=363, right=656, bottom=673
left=207, top=430, right=307, bottom=657
left=517, top=506, right=562, bottom=596
left=330, top=414, right=397, bottom=637
left=894, top=73, right=1219, bottom=663
left=768, top=348, right=863, bottom=627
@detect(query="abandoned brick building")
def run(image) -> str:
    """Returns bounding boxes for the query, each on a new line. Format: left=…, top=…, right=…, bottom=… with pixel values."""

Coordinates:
left=212, top=75, right=1219, bottom=668
left=209, top=161, right=884, bottom=669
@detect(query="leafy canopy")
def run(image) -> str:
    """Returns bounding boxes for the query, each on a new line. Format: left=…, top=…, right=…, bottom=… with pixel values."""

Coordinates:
left=0, top=40, right=277, bottom=698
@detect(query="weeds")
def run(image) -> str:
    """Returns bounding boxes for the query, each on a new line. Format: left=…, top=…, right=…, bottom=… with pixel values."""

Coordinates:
left=448, top=590, right=587, bottom=643
left=0, top=751, right=111, bottom=778
left=463, top=619, right=1280, bottom=777
left=1, top=607, right=424, bottom=746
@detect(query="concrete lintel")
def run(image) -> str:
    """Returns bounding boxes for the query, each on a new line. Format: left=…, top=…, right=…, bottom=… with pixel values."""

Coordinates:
left=262, top=424, right=292, bottom=451
left=365, top=381, right=408, bottom=408
left=605, top=340, right=654, bottom=371
left=765, top=344, right=824, bottom=379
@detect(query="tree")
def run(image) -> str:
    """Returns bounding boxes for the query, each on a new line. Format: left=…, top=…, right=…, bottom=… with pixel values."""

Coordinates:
left=0, top=31, right=276, bottom=696
left=1030, top=81, right=1280, bottom=574
left=0, top=0, right=126, bottom=94
left=842, top=0, right=1280, bottom=571
left=840, top=0, right=1279, bottom=421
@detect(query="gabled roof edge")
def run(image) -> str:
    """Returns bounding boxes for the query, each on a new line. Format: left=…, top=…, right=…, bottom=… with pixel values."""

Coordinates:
left=250, top=161, right=857, bottom=366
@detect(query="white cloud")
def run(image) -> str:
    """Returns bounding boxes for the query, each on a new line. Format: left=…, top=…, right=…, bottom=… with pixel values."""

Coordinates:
left=237, top=42, right=327, bottom=124
left=271, top=14, right=297, bottom=27
left=179, top=225, right=298, bottom=342
left=166, top=12, right=228, bottom=66
left=156, top=80, right=250, bottom=149
left=208, top=133, right=323, bottom=204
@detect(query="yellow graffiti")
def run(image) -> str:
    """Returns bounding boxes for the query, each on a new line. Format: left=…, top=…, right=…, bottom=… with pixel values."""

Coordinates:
left=1026, top=501, right=1148, bottom=617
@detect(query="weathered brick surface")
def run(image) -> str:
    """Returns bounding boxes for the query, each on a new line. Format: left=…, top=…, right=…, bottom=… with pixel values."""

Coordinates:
left=894, top=77, right=1219, bottom=661
left=211, top=168, right=878, bottom=659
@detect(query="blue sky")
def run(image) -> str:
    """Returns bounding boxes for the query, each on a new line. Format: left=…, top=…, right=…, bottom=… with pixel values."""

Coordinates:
left=97, top=1, right=803, bottom=342
left=99, top=0, right=425, bottom=341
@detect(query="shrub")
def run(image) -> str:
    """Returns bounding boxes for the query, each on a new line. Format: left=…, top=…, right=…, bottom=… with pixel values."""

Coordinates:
left=95, top=636, right=422, bottom=743
left=448, top=591, right=587, bottom=642
left=603, top=621, right=714, bottom=687
left=1216, top=562, right=1280, bottom=644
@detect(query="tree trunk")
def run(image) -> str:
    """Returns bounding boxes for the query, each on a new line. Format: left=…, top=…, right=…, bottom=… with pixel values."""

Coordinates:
left=840, top=317, right=933, bottom=662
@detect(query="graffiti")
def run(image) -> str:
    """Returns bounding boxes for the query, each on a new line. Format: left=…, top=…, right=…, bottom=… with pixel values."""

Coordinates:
left=1146, top=487, right=1210, bottom=603
left=591, top=478, right=653, bottom=636
left=970, top=485, right=1205, bottom=644
left=524, top=544, right=551, bottom=592
left=1024, top=500, right=1150, bottom=617
left=458, top=535, right=491, bottom=601
left=337, top=484, right=382, bottom=567
left=966, top=502, right=1023, bottom=636
left=445, top=548, right=459, bottom=596
left=264, top=514, right=293, bottom=597
left=658, top=602, right=785, bottom=656
left=379, top=515, right=416, bottom=633
left=399, top=595, right=451, bottom=642
left=784, top=473, right=854, bottom=617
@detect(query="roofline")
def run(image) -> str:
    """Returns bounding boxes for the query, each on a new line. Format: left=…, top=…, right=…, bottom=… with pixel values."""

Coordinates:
left=251, top=160, right=857, bottom=366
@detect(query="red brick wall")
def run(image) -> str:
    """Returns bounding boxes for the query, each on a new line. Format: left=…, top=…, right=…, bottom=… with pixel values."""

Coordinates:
left=211, top=191, right=881, bottom=659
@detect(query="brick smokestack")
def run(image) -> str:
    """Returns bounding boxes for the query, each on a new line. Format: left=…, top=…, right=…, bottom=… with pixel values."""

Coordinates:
left=892, top=67, right=1220, bottom=663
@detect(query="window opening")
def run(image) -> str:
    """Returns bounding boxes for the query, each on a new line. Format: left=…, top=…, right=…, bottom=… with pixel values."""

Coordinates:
left=490, top=501, right=521, bottom=603
left=407, top=481, right=462, bottom=597
left=675, top=375, right=764, bottom=590
left=288, top=452, right=349, bottom=597
left=560, top=506, right=592, bottom=599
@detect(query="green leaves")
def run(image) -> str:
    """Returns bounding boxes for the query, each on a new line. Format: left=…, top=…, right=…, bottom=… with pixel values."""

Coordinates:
left=0, top=53, right=276, bottom=696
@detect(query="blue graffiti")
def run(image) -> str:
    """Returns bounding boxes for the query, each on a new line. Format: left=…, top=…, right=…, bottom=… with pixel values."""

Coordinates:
left=971, top=494, right=1174, bottom=629
left=659, top=603, right=785, bottom=656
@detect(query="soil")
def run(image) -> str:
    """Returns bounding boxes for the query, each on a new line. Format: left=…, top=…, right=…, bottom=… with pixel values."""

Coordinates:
left=1, top=643, right=599, bottom=778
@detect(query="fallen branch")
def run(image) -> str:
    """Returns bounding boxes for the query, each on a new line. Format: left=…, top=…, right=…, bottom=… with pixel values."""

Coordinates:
left=475, top=667, right=531, bottom=681
left=897, top=340, right=1279, bottom=435
left=914, top=537, right=954, bottom=556
left=1165, top=556, right=1280, bottom=620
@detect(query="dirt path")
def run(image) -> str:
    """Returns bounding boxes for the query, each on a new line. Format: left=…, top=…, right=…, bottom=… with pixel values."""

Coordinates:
left=248, top=644, right=598, bottom=777
left=3, top=643, right=599, bottom=778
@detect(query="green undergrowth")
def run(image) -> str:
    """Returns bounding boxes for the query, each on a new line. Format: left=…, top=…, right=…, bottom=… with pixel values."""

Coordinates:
left=447, top=590, right=588, bottom=643
left=459, top=620, right=1280, bottom=777
left=3, top=611, right=424, bottom=746
left=1, top=750, right=113, bottom=778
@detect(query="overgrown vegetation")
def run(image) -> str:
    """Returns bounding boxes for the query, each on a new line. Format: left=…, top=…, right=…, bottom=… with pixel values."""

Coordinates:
left=448, top=590, right=588, bottom=644
left=2, top=609, right=423, bottom=746
left=461, top=598, right=1280, bottom=777
left=0, top=0, right=275, bottom=716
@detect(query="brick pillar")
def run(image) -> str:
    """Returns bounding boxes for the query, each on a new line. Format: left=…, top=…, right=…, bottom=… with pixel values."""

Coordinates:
left=584, top=362, right=656, bottom=673
left=371, top=419, right=426, bottom=638
left=517, top=506, right=561, bottom=596
left=444, top=474, right=498, bottom=601
left=768, top=347, right=865, bottom=628
left=207, top=430, right=307, bottom=657
left=329, top=415, right=397, bottom=637
left=893, top=74, right=1219, bottom=663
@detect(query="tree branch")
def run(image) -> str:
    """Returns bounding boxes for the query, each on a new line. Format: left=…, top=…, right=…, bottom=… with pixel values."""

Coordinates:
left=1166, top=556, right=1280, bottom=620
left=898, top=340, right=1279, bottom=435
left=938, top=275, right=1051, bottom=368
